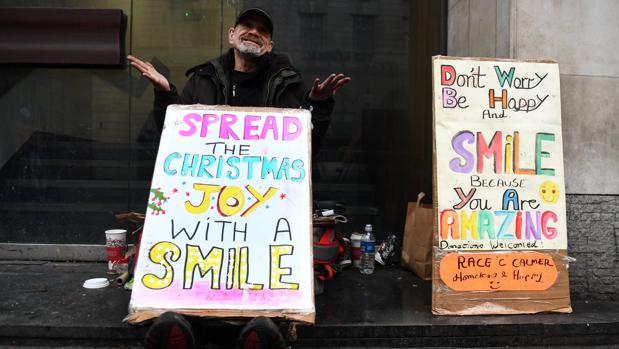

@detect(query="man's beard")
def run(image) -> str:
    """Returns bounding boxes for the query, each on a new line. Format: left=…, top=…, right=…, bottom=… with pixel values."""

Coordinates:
left=237, top=41, right=263, bottom=58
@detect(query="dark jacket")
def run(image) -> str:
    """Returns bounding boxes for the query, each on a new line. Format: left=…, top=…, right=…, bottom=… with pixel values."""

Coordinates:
left=153, top=49, right=333, bottom=154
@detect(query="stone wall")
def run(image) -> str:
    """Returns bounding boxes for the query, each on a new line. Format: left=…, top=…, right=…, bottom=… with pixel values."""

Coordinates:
left=567, top=194, right=619, bottom=301
left=447, top=0, right=619, bottom=300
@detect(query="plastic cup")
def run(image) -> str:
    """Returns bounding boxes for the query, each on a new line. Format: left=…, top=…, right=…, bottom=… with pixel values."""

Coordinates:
left=105, top=229, right=127, bottom=272
left=350, top=232, right=363, bottom=268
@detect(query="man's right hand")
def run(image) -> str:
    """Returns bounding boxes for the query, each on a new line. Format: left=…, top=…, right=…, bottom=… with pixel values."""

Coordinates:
left=127, top=55, right=171, bottom=92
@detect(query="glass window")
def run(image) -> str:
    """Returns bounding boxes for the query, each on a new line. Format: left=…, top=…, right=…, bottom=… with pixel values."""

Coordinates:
left=0, top=0, right=231, bottom=244
left=0, top=0, right=414, bottom=246
left=0, top=0, right=133, bottom=244
left=353, top=15, right=376, bottom=61
left=299, top=13, right=324, bottom=49
left=246, top=0, right=412, bottom=239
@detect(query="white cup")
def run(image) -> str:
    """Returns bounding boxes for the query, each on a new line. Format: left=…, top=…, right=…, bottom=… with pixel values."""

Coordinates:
left=105, top=229, right=127, bottom=270
left=105, top=229, right=127, bottom=247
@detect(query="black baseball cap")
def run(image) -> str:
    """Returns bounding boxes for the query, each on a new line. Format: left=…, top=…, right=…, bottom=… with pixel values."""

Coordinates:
left=235, top=8, right=274, bottom=36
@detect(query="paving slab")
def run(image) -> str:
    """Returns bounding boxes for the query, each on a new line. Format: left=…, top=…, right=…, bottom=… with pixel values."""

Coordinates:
left=0, top=261, right=618, bottom=348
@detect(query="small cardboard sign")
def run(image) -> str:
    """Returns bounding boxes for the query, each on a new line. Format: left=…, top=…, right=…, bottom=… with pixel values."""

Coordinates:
left=432, top=56, right=571, bottom=315
left=439, top=252, right=558, bottom=291
left=126, top=105, right=315, bottom=324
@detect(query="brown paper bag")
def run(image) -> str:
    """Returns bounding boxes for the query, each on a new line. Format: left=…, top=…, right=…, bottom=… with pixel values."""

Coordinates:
left=401, top=192, right=434, bottom=280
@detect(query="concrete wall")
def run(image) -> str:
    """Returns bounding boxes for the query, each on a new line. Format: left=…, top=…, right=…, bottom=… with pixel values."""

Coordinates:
left=447, top=0, right=511, bottom=58
left=447, top=0, right=619, bottom=301
left=448, top=0, right=619, bottom=195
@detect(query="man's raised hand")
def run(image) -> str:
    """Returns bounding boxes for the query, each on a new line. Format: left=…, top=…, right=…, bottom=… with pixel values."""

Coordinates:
left=308, top=73, right=351, bottom=101
left=127, top=55, right=171, bottom=92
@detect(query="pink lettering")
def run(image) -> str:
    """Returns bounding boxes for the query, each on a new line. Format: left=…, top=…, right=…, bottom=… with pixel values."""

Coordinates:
left=541, top=211, right=558, bottom=239
left=244, top=115, right=261, bottom=140
left=442, top=87, right=458, bottom=108
left=179, top=113, right=201, bottom=137
left=199, top=114, right=219, bottom=138
left=260, top=116, right=279, bottom=140
left=219, top=114, right=240, bottom=140
left=282, top=117, right=302, bottom=141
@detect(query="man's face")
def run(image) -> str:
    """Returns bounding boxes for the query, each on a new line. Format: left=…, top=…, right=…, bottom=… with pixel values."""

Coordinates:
left=228, top=16, right=273, bottom=57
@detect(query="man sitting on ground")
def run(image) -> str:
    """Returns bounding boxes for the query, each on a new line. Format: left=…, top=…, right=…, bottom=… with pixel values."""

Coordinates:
left=128, top=7, right=350, bottom=349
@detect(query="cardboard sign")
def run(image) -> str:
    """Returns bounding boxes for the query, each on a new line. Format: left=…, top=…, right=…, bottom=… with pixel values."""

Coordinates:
left=126, top=105, right=315, bottom=324
left=432, top=56, right=571, bottom=315
left=439, top=252, right=558, bottom=291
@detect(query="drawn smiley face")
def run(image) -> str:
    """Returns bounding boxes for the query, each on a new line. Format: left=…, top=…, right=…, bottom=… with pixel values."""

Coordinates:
left=539, top=180, right=560, bottom=204
left=489, top=280, right=501, bottom=290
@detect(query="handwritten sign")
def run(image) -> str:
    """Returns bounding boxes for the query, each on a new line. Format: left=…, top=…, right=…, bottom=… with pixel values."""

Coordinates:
left=432, top=57, right=571, bottom=315
left=126, top=105, right=315, bottom=324
left=439, top=252, right=558, bottom=291
left=433, top=57, right=567, bottom=251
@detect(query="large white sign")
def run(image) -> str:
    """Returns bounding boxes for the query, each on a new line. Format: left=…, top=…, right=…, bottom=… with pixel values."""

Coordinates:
left=127, top=105, right=314, bottom=323
left=433, top=56, right=567, bottom=251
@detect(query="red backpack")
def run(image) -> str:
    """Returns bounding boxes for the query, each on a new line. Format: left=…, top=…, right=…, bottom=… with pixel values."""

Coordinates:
left=312, top=219, right=350, bottom=294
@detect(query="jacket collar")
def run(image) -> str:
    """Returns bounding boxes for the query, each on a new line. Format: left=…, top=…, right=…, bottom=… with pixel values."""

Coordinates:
left=186, top=49, right=295, bottom=79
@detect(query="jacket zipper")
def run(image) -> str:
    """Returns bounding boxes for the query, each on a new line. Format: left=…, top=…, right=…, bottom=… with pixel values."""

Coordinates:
left=265, top=67, right=296, bottom=105
left=211, top=61, right=230, bottom=104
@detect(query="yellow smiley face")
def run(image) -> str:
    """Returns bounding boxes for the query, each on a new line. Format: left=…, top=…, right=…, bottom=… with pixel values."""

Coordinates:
left=539, top=180, right=560, bottom=204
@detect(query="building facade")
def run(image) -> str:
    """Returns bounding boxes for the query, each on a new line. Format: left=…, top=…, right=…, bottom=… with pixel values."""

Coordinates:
left=0, top=0, right=616, bottom=301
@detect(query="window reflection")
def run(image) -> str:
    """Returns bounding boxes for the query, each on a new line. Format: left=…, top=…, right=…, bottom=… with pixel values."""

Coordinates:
left=247, top=0, right=411, bottom=238
left=300, top=13, right=324, bottom=49
left=353, top=15, right=375, bottom=62
left=0, top=0, right=412, bottom=245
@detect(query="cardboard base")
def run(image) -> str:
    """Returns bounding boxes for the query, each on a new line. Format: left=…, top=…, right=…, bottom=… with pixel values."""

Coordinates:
left=432, top=249, right=572, bottom=315
left=125, top=307, right=315, bottom=324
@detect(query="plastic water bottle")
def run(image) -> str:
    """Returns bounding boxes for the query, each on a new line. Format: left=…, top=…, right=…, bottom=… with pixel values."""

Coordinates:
left=360, top=224, right=375, bottom=274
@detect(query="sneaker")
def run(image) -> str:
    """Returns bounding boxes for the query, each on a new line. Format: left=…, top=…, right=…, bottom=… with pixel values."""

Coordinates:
left=144, top=311, right=196, bottom=349
left=236, top=316, right=285, bottom=349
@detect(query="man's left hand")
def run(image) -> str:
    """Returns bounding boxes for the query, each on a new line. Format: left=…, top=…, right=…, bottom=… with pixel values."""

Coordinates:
left=309, top=73, right=351, bottom=101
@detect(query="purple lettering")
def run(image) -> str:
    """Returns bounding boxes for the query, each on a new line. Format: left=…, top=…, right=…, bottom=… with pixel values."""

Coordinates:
left=449, top=131, right=475, bottom=173
left=442, top=87, right=458, bottom=108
